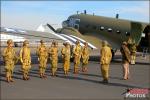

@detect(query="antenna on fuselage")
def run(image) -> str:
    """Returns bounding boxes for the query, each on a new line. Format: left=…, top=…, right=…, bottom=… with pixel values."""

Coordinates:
left=116, top=14, right=119, bottom=19
left=93, top=13, right=95, bottom=16
left=84, top=10, right=87, bottom=14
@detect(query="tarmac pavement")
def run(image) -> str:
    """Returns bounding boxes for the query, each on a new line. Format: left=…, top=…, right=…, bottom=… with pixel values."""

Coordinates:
left=0, top=48, right=150, bottom=100
left=0, top=55, right=150, bottom=100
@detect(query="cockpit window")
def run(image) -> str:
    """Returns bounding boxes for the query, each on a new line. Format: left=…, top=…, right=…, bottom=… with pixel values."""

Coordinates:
left=70, top=18, right=73, bottom=21
left=75, top=19, right=80, bottom=24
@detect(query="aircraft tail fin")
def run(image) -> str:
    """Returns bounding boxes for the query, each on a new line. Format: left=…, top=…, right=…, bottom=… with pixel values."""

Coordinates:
left=36, top=24, right=46, bottom=32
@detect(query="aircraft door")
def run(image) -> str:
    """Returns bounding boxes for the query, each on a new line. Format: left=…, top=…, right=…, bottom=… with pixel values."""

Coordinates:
left=74, top=19, right=80, bottom=30
left=74, top=24, right=79, bottom=30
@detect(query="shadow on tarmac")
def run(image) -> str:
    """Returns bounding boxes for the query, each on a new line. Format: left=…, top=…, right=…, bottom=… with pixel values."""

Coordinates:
left=57, top=75, right=143, bottom=89
left=0, top=68, right=146, bottom=89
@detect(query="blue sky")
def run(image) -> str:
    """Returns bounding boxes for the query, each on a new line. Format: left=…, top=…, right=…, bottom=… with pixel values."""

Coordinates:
left=1, top=1, right=149, bottom=30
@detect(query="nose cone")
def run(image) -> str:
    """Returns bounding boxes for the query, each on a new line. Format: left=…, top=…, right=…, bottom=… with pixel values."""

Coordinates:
left=62, top=20, right=69, bottom=28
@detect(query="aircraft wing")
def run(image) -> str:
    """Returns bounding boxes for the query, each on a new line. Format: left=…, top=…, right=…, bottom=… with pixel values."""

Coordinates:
left=1, top=27, right=97, bottom=49
left=1, top=26, right=98, bottom=49
left=2, top=27, right=65, bottom=40
left=0, top=27, right=67, bottom=46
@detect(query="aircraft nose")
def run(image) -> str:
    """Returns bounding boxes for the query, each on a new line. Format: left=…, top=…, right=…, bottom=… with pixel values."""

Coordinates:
left=62, top=20, right=68, bottom=28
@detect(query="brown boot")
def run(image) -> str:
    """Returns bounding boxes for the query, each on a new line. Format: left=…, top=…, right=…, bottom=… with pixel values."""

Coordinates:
left=76, top=68, right=79, bottom=74
left=64, top=71, right=68, bottom=76
left=6, top=77, right=10, bottom=83
left=23, top=76, right=26, bottom=80
left=73, top=71, right=77, bottom=74
left=43, top=74, right=47, bottom=79
left=26, top=75, right=30, bottom=80
left=51, top=73, right=55, bottom=77
left=10, top=77, right=14, bottom=82
left=10, top=79, right=14, bottom=82
left=23, top=74, right=28, bottom=80
left=82, top=68, right=85, bottom=72
left=74, top=68, right=78, bottom=74
left=66, top=71, right=69, bottom=75
left=40, top=73, right=43, bottom=78
left=84, top=67, right=88, bottom=72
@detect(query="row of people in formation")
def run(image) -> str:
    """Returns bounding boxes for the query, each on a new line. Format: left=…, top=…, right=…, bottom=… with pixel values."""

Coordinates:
left=3, top=39, right=90, bottom=83
left=3, top=39, right=130, bottom=84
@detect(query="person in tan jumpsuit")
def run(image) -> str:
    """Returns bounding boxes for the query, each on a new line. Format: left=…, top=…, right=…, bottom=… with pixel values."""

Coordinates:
left=61, top=42, right=71, bottom=76
left=3, top=39, right=17, bottom=83
left=20, top=40, right=31, bottom=80
left=81, top=42, right=89, bottom=72
left=36, top=40, right=48, bottom=78
left=73, top=40, right=82, bottom=74
left=49, top=41, right=58, bottom=76
left=120, top=41, right=131, bottom=80
left=100, top=40, right=112, bottom=83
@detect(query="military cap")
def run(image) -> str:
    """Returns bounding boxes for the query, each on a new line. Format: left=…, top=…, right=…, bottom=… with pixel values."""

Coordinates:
left=63, top=42, right=66, bottom=46
left=84, top=42, right=88, bottom=45
left=76, top=40, right=80, bottom=44
left=66, top=42, right=70, bottom=45
left=52, top=41, right=57, bottom=45
left=102, top=40, right=108, bottom=46
left=23, top=40, right=29, bottom=44
left=7, top=39, right=13, bottom=44
left=52, top=40, right=55, bottom=44
left=40, top=40, right=44, bottom=43
left=123, top=41, right=127, bottom=45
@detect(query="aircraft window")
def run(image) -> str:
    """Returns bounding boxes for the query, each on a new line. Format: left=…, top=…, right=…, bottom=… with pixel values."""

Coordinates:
left=100, top=26, right=104, bottom=30
left=116, top=30, right=121, bottom=34
left=108, top=28, right=112, bottom=32
left=75, top=19, right=80, bottom=24
left=70, top=18, right=73, bottom=21
left=125, top=32, right=130, bottom=36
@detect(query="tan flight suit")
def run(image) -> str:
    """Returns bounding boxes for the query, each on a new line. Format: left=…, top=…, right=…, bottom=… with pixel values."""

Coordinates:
left=130, top=43, right=136, bottom=65
left=120, top=42, right=131, bottom=80
left=49, top=42, right=58, bottom=76
left=20, top=40, right=31, bottom=80
left=81, top=43, right=89, bottom=72
left=3, top=39, right=16, bottom=82
left=37, top=42, right=48, bottom=78
left=73, top=42, right=81, bottom=74
left=100, top=42, right=112, bottom=83
left=61, top=43, right=70, bottom=75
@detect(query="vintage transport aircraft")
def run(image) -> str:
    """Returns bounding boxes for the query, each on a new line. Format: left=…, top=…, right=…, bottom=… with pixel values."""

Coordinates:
left=1, top=12, right=149, bottom=53
left=60, top=13, right=150, bottom=52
